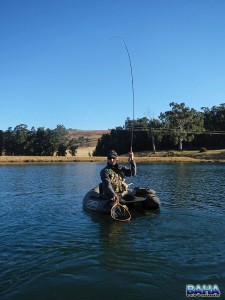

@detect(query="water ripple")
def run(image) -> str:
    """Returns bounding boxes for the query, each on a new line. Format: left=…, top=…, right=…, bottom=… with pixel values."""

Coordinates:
left=0, top=163, right=225, bottom=299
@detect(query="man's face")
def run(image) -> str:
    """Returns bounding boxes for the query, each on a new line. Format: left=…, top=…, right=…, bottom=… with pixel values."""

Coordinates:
left=107, top=157, right=117, bottom=166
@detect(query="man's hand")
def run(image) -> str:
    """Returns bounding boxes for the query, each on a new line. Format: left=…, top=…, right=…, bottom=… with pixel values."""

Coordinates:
left=128, top=151, right=134, bottom=161
left=113, top=195, right=119, bottom=203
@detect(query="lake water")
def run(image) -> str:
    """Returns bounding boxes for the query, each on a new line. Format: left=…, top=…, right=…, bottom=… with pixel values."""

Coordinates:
left=0, top=162, right=224, bottom=300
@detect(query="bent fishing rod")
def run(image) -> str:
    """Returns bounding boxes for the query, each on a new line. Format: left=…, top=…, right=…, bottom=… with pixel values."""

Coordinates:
left=112, top=36, right=135, bottom=152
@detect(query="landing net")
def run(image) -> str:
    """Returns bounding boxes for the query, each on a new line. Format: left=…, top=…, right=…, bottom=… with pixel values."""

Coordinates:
left=111, top=202, right=131, bottom=222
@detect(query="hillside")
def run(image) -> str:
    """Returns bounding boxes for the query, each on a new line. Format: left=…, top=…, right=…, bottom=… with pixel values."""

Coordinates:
left=67, top=129, right=110, bottom=157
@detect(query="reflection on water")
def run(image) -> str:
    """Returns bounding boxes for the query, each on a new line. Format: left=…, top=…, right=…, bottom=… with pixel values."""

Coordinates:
left=0, top=162, right=225, bottom=300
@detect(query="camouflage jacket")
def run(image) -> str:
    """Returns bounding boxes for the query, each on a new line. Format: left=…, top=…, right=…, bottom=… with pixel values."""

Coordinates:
left=100, top=160, right=136, bottom=198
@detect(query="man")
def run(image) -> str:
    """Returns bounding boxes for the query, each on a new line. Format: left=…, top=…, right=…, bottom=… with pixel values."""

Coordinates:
left=100, top=150, right=136, bottom=201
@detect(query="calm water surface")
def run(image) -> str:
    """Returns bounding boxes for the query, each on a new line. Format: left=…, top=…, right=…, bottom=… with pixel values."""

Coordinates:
left=0, top=162, right=224, bottom=300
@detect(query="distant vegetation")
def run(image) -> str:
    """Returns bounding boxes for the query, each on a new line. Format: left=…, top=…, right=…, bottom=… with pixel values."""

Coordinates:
left=0, top=125, right=78, bottom=156
left=1, top=102, right=225, bottom=156
left=94, top=102, right=225, bottom=156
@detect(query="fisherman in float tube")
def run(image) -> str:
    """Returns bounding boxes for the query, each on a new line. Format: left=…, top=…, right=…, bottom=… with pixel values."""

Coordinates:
left=100, top=150, right=136, bottom=202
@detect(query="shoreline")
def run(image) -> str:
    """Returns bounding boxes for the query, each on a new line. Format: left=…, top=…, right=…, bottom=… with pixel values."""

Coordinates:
left=1, top=153, right=225, bottom=164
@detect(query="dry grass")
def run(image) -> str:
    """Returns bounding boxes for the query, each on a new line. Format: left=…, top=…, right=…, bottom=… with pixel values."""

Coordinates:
left=1, top=149, right=225, bottom=164
left=68, top=129, right=110, bottom=147
left=0, top=155, right=106, bottom=164
left=76, top=146, right=96, bottom=157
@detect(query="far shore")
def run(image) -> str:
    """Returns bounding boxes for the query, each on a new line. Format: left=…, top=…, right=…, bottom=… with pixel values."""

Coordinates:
left=1, top=149, right=225, bottom=164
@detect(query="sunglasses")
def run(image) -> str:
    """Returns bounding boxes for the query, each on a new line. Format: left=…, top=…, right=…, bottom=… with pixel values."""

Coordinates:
left=108, top=157, right=117, bottom=160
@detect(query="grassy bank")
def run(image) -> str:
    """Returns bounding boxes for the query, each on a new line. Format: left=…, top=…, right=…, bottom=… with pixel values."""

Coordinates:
left=1, top=149, right=225, bottom=164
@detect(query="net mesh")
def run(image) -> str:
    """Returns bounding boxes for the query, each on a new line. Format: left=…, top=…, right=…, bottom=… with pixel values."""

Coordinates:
left=111, top=203, right=131, bottom=221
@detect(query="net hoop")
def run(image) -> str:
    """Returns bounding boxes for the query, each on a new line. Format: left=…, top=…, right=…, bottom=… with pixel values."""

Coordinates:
left=111, top=201, right=131, bottom=222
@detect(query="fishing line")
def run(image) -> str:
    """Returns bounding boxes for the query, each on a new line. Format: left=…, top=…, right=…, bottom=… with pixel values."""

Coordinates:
left=112, top=36, right=135, bottom=152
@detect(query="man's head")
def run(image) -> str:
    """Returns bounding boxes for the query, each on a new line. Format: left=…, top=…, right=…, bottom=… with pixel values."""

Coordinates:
left=107, top=150, right=118, bottom=165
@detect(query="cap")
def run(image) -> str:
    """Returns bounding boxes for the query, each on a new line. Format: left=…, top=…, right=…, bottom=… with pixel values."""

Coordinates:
left=107, top=150, right=118, bottom=159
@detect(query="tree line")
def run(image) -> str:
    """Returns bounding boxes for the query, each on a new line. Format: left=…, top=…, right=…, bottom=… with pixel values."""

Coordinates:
left=94, top=102, right=225, bottom=156
left=1, top=102, right=225, bottom=157
left=0, top=124, right=78, bottom=156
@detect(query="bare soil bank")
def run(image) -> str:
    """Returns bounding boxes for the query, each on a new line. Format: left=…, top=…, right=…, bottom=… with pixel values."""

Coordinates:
left=1, top=149, right=225, bottom=164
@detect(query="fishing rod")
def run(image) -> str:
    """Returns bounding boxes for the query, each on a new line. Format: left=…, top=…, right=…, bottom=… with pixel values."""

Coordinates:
left=112, top=36, right=135, bottom=152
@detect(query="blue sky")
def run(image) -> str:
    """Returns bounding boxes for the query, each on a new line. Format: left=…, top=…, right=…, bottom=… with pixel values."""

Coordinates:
left=1, top=0, right=225, bottom=130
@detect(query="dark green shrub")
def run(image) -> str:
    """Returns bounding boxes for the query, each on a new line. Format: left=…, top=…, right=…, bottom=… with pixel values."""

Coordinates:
left=199, top=147, right=207, bottom=153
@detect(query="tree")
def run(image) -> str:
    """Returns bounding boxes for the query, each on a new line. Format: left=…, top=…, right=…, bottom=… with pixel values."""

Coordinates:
left=53, top=125, right=68, bottom=156
left=0, top=130, right=4, bottom=155
left=31, top=127, right=52, bottom=155
left=35, top=128, right=57, bottom=156
left=93, top=133, right=112, bottom=156
left=125, top=117, right=149, bottom=130
left=4, top=127, right=15, bottom=155
left=68, top=138, right=78, bottom=156
left=10, top=124, right=30, bottom=155
left=202, top=103, right=225, bottom=131
left=159, top=102, right=205, bottom=150
left=148, top=118, right=163, bottom=153
left=146, top=110, right=162, bottom=153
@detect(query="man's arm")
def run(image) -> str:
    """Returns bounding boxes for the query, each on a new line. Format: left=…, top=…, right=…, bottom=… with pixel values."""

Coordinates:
left=123, top=159, right=136, bottom=177
left=100, top=168, right=116, bottom=199
left=123, top=152, right=136, bottom=176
